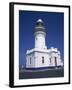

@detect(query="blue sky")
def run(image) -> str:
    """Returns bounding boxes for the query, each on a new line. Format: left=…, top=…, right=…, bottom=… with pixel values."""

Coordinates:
left=19, top=10, right=64, bottom=67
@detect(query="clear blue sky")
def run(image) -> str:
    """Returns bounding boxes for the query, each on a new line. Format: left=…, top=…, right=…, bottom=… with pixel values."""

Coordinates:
left=19, top=10, right=64, bottom=67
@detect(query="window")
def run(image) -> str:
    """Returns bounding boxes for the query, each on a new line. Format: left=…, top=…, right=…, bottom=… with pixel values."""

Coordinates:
left=36, top=37, right=37, bottom=40
left=50, top=58, right=51, bottom=63
left=30, top=57, right=31, bottom=64
left=42, top=56, right=44, bottom=64
left=55, top=57, right=57, bottom=66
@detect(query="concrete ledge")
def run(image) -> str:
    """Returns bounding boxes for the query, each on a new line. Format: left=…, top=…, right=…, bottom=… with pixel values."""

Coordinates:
left=19, top=67, right=64, bottom=79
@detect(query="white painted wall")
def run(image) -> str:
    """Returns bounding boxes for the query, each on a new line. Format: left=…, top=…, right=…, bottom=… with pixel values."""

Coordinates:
left=26, top=49, right=63, bottom=68
left=35, top=31, right=47, bottom=49
left=50, top=52, right=62, bottom=67
left=26, top=53, right=35, bottom=68
left=34, top=52, right=50, bottom=68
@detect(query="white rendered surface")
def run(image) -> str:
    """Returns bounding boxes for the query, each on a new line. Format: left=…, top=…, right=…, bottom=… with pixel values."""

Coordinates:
left=35, top=31, right=46, bottom=49
left=26, top=47, right=63, bottom=68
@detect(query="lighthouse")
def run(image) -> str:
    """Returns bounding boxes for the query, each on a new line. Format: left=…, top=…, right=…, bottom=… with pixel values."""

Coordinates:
left=34, top=19, right=47, bottom=49
left=26, top=19, right=63, bottom=69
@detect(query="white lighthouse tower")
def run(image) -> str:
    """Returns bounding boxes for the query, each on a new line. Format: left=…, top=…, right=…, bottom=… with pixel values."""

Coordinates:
left=26, top=19, right=63, bottom=69
left=34, top=19, right=47, bottom=49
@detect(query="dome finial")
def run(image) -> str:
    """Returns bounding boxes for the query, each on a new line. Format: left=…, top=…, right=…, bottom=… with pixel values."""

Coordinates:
left=37, top=19, right=43, bottom=22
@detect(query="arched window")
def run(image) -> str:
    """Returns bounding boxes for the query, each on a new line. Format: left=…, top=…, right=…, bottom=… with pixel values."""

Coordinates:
left=42, top=56, right=44, bottom=64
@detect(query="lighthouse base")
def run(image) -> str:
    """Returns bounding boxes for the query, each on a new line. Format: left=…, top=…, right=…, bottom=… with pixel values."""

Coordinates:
left=26, top=48, right=63, bottom=69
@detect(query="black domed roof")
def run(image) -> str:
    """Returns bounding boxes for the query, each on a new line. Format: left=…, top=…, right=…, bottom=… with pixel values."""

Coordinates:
left=35, top=19, right=46, bottom=33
